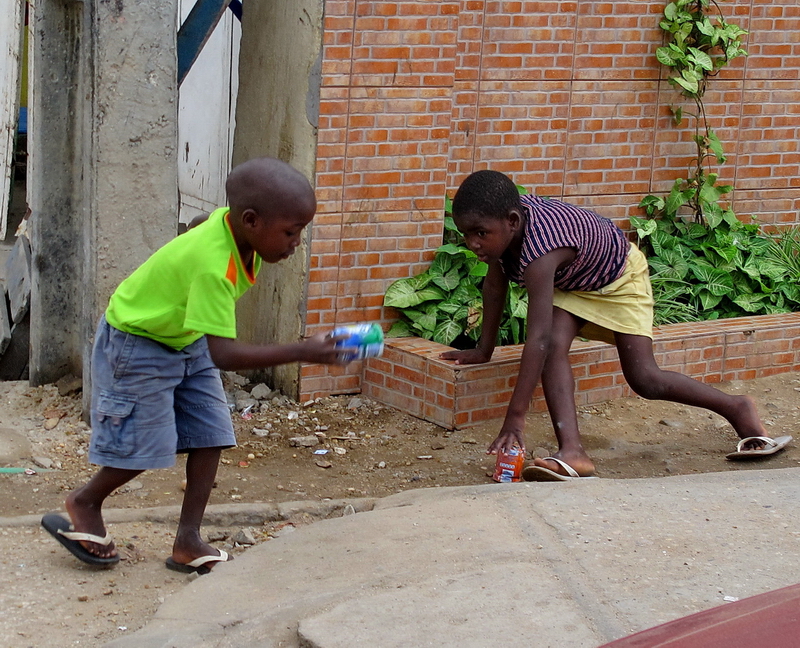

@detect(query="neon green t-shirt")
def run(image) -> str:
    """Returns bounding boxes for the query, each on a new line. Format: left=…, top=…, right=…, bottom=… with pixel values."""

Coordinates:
left=105, top=207, right=261, bottom=350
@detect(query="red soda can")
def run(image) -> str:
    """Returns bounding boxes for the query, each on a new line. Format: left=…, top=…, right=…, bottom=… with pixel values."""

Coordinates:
left=492, top=446, right=525, bottom=483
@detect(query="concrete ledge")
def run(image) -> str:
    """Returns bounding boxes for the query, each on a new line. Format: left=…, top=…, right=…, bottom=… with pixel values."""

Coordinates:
left=0, top=498, right=377, bottom=528
left=363, top=313, right=800, bottom=429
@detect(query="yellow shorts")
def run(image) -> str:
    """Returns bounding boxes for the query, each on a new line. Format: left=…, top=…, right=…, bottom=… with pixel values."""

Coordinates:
left=552, top=242, right=654, bottom=345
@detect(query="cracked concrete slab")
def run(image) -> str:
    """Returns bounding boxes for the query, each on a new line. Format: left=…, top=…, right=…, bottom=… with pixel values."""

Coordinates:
left=104, top=469, right=800, bottom=648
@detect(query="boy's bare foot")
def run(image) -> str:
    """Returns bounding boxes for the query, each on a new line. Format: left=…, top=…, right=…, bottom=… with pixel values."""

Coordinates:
left=64, top=489, right=118, bottom=560
left=170, top=530, right=229, bottom=571
left=533, top=453, right=595, bottom=478
left=729, top=395, right=773, bottom=450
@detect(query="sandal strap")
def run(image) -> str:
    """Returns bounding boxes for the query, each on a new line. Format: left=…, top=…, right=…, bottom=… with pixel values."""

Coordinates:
left=735, top=436, right=775, bottom=452
left=58, top=528, right=113, bottom=546
left=542, top=457, right=580, bottom=478
left=186, top=550, right=228, bottom=568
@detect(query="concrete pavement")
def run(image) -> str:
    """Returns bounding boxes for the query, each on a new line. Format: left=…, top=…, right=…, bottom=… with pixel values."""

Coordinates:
left=103, top=467, right=800, bottom=648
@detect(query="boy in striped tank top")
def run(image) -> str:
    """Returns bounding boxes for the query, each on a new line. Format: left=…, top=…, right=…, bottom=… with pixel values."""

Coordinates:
left=441, top=170, right=791, bottom=480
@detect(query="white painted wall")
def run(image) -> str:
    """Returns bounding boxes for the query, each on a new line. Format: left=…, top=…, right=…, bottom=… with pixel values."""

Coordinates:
left=177, top=0, right=240, bottom=224
left=0, top=0, right=24, bottom=239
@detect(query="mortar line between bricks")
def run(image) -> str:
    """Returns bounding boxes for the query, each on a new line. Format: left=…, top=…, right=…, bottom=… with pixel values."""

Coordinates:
left=503, top=491, right=627, bottom=644
left=0, top=497, right=378, bottom=528
left=722, top=329, right=729, bottom=379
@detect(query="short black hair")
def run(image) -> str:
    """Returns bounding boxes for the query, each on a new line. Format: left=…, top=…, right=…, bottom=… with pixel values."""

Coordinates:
left=452, top=170, right=522, bottom=220
left=226, top=157, right=315, bottom=220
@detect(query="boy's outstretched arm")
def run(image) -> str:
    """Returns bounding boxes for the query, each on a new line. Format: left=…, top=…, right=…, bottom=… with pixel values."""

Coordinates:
left=206, top=333, right=347, bottom=371
left=440, top=260, right=508, bottom=364
left=487, top=248, right=573, bottom=454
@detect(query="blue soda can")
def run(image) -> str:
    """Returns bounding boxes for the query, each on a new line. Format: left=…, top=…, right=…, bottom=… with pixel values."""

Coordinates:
left=332, top=323, right=385, bottom=361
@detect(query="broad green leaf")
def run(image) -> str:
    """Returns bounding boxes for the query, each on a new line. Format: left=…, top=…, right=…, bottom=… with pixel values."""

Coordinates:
left=779, top=282, right=800, bottom=303
left=437, top=300, right=463, bottom=315
left=690, top=265, right=733, bottom=296
left=759, top=258, right=790, bottom=282
left=412, top=272, right=433, bottom=290
left=762, top=303, right=789, bottom=315
left=682, top=67, right=701, bottom=83
left=509, top=286, right=529, bottom=318
left=415, top=311, right=437, bottom=332
left=668, top=43, right=685, bottom=56
left=721, top=209, right=740, bottom=228
left=509, top=317, right=521, bottom=344
left=732, top=293, right=766, bottom=313
left=404, top=308, right=429, bottom=324
left=688, top=47, right=714, bottom=71
left=725, top=24, right=748, bottom=38
left=653, top=229, right=682, bottom=256
left=740, top=256, right=769, bottom=282
left=685, top=222, right=708, bottom=239
left=630, top=215, right=658, bottom=238
left=665, top=179, right=689, bottom=215
left=384, top=279, right=426, bottom=308
left=703, top=202, right=723, bottom=229
left=469, top=261, right=489, bottom=277
left=657, top=47, right=677, bottom=66
left=674, top=75, right=698, bottom=94
left=453, top=305, right=469, bottom=322
left=650, top=249, right=689, bottom=280
left=432, top=268, right=462, bottom=292
left=707, top=130, right=726, bottom=163
left=415, top=285, right=447, bottom=304
left=449, top=283, right=477, bottom=307
left=697, top=289, right=723, bottom=310
left=699, top=178, right=726, bottom=205
left=386, top=320, right=413, bottom=338
left=437, top=242, right=475, bottom=258
left=708, top=245, right=738, bottom=265
left=433, top=318, right=463, bottom=346
left=429, top=253, right=452, bottom=277
left=696, top=17, right=715, bottom=37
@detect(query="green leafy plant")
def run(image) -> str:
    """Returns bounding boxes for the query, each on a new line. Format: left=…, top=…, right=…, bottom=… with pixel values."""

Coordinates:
left=384, top=195, right=529, bottom=347
left=631, top=212, right=800, bottom=324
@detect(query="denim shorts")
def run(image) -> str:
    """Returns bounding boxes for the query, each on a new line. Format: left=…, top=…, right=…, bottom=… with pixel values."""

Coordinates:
left=88, top=316, right=236, bottom=470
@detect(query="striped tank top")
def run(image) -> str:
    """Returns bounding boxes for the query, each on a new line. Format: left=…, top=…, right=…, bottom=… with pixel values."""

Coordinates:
left=501, top=194, right=629, bottom=291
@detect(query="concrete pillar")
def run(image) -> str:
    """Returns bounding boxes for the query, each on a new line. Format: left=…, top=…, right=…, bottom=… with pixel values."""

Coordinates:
left=85, top=0, right=179, bottom=321
left=28, top=0, right=179, bottom=387
left=232, top=0, right=324, bottom=398
left=28, top=0, right=88, bottom=384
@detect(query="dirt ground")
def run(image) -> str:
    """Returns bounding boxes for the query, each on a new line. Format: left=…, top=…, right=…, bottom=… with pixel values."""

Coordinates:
left=1, top=370, right=799, bottom=647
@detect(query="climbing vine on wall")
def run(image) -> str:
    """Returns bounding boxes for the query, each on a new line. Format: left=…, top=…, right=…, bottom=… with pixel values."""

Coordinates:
left=633, top=0, right=800, bottom=323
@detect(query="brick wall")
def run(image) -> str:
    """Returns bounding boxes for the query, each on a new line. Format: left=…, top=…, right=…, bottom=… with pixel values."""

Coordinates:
left=301, top=0, right=800, bottom=400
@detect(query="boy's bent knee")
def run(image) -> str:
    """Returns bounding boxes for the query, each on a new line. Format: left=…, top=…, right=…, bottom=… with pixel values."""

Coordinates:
left=625, top=371, right=668, bottom=401
left=630, top=383, right=665, bottom=401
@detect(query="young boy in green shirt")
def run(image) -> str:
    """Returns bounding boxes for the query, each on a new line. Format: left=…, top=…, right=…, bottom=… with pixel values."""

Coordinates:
left=42, top=157, right=348, bottom=573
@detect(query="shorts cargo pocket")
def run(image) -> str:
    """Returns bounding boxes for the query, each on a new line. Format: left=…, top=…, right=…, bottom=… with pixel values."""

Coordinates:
left=93, top=391, right=137, bottom=456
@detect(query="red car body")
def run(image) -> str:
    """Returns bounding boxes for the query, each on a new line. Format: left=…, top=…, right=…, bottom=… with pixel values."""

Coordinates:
left=598, top=582, right=800, bottom=647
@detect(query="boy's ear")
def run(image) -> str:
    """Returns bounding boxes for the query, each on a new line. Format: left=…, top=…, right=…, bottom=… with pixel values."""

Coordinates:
left=241, top=208, right=260, bottom=228
left=507, top=207, right=523, bottom=230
